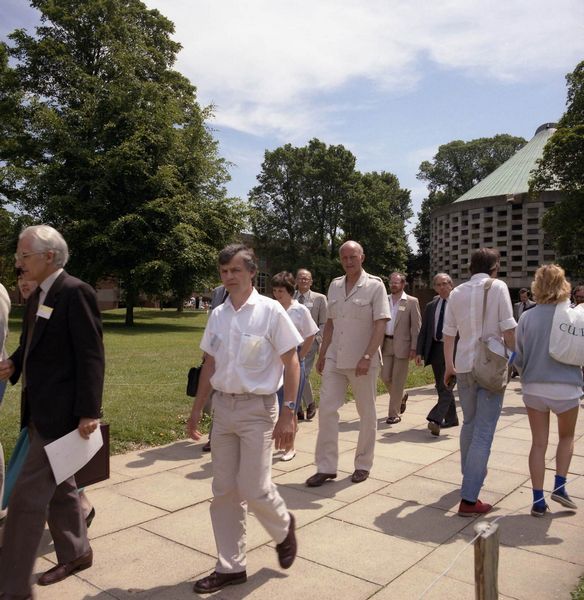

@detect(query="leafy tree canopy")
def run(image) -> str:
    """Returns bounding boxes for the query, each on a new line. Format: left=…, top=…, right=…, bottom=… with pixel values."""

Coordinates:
left=532, top=61, right=584, bottom=279
left=249, top=139, right=411, bottom=290
left=0, top=0, right=244, bottom=323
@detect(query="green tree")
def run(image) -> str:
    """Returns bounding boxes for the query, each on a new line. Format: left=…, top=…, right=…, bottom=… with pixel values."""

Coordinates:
left=250, top=139, right=358, bottom=290
left=250, top=139, right=411, bottom=289
left=532, top=61, right=584, bottom=278
left=0, top=0, right=243, bottom=324
left=342, top=171, right=411, bottom=278
left=414, top=134, right=527, bottom=281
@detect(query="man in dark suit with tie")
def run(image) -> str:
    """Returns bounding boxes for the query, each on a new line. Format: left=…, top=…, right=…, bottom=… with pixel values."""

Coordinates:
left=0, top=225, right=104, bottom=599
left=415, top=273, right=458, bottom=436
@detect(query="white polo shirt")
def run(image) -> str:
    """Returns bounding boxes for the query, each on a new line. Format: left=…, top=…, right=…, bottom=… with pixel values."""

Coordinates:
left=201, top=288, right=303, bottom=394
left=443, top=273, right=516, bottom=373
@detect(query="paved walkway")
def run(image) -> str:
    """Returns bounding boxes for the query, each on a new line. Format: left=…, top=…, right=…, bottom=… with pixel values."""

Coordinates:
left=26, top=381, right=584, bottom=599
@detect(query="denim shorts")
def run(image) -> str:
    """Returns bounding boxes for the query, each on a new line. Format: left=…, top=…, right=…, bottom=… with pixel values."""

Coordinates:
left=523, top=393, right=580, bottom=414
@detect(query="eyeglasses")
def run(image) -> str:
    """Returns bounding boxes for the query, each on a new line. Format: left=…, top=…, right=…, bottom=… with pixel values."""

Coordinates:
left=14, top=251, right=45, bottom=261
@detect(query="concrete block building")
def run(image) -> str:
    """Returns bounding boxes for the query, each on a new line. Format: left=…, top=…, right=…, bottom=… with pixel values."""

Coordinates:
left=430, top=123, right=561, bottom=288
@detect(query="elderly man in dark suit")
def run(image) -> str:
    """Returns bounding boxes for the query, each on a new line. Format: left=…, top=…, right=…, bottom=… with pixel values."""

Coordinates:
left=0, top=225, right=104, bottom=599
left=415, top=273, right=458, bottom=436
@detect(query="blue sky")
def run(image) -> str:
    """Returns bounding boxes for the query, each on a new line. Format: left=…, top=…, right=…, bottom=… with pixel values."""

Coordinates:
left=2, top=0, right=583, bottom=248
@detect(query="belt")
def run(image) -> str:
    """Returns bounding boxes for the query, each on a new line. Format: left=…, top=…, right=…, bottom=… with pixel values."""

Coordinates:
left=385, top=335, right=394, bottom=339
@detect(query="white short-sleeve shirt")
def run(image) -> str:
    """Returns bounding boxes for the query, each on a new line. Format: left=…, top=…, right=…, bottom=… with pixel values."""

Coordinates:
left=201, top=289, right=303, bottom=394
left=286, top=300, right=319, bottom=341
left=443, top=273, right=516, bottom=373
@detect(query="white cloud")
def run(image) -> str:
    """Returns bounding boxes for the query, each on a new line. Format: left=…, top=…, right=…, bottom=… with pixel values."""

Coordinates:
left=148, top=0, right=584, bottom=137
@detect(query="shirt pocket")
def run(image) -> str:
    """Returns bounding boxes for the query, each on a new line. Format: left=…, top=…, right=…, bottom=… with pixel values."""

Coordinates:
left=349, top=297, right=371, bottom=320
left=237, top=333, right=272, bottom=369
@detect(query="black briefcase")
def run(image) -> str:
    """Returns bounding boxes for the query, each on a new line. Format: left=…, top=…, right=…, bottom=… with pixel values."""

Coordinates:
left=75, top=423, right=110, bottom=488
left=186, top=365, right=202, bottom=397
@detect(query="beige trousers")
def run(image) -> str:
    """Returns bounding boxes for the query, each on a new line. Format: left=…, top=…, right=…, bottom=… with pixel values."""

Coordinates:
left=210, top=391, right=290, bottom=573
left=381, top=338, right=410, bottom=418
left=315, top=358, right=378, bottom=474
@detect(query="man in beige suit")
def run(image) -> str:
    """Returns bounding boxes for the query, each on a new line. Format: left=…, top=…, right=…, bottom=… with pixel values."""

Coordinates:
left=381, top=272, right=421, bottom=424
left=294, top=269, right=327, bottom=420
left=305, top=241, right=390, bottom=487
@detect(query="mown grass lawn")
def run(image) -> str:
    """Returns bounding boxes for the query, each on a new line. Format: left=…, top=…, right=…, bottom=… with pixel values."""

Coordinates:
left=0, top=307, right=435, bottom=458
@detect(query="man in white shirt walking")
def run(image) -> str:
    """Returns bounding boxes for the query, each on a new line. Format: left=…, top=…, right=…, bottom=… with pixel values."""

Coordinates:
left=443, top=248, right=516, bottom=517
left=187, top=244, right=302, bottom=594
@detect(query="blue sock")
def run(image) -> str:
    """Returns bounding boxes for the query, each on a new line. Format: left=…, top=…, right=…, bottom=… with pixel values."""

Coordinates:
left=554, top=475, right=567, bottom=496
left=533, top=489, right=545, bottom=509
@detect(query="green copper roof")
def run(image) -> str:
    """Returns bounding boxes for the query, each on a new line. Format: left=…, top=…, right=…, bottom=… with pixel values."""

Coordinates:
left=454, top=123, right=557, bottom=203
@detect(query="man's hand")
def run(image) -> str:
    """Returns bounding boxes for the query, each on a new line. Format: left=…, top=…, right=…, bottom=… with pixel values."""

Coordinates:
left=272, top=411, right=296, bottom=450
left=415, top=355, right=423, bottom=367
left=355, top=356, right=371, bottom=377
left=444, top=365, right=457, bottom=388
left=0, top=359, right=14, bottom=381
left=78, top=417, right=100, bottom=440
left=409, top=350, right=416, bottom=360
left=316, top=353, right=326, bottom=375
left=186, top=408, right=203, bottom=441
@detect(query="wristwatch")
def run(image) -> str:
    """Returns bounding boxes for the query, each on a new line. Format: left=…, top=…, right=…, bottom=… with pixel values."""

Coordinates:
left=284, top=400, right=296, bottom=411
left=363, top=354, right=371, bottom=360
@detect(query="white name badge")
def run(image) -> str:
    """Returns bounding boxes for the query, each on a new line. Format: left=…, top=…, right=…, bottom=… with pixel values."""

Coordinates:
left=37, top=304, right=54, bottom=320
left=398, top=305, right=406, bottom=311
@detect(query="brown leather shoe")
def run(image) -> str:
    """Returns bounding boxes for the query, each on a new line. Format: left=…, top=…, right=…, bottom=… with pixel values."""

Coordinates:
left=400, top=392, right=409, bottom=414
left=38, top=548, right=93, bottom=586
left=306, top=403, right=317, bottom=420
left=276, top=513, right=297, bottom=569
left=193, top=570, right=247, bottom=594
left=305, top=472, right=337, bottom=487
left=202, top=440, right=211, bottom=452
left=351, top=469, right=369, bottom=483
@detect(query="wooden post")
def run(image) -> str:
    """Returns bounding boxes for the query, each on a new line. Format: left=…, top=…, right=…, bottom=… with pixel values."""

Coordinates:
left=474, top=521, right=500, bottom=600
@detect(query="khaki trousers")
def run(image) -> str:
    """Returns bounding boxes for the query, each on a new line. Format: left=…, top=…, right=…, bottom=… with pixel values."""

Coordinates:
left=0, top=427, right=89, bottom=596
left=210, top=391, right=290, bottom=573
left=315, top=358, right=378, bottom=474
left=381, top=338, right=410, bottom=418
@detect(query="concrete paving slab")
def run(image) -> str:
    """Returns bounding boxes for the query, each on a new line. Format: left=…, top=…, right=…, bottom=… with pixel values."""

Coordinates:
left=82, top=487, right=168, bottom=539
left=374, top=438, right=454, bottom=465
left=273, top=463, right=388, bottom=502
left=110, top=446, right=203, bottom=479
left=32, top=556, right=116, bottom=600
left=329, top=493, right=469, bottom=547
left=141, top=500, right=273, bottom=556
left=337, top=452, right=424, bottom=484
left=379, top=475, right=466, bottom=513
left=419, top=531, right=584, bottom=600
left=270, top=448, right=316, bottom=472
left=113, top=468, right=212, bottom=512
left=460, top=510, right=584, bottom=566
left=209, top=545, right=381, bottom=600
left=373, top=564, right=515, bottom=600
left=80, top=526, right=215, bottom=599
left=296, top=516, right=433, bottom=585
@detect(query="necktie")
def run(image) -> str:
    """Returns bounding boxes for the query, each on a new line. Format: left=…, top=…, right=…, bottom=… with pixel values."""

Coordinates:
left=22, top=287, right=41, bottom=388
left=298, top=294, right=305, bottom=304
left=436, top=299, right=446, bottom=341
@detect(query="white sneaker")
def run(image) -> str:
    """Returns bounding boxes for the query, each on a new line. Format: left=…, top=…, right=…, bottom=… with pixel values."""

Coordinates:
left=281, top=449, right=296, bottom=462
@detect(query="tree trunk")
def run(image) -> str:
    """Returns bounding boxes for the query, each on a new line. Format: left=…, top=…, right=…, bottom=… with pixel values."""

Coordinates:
left=124, top=275, right=136, bottom=326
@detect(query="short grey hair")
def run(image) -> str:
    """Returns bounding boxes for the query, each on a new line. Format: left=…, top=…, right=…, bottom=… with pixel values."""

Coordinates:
left=433, top=272, right=452, bottom=286
left=20, top=225, right=69, bottom=267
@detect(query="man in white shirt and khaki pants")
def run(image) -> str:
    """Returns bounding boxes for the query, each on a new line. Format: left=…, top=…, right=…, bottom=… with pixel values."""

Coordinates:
left=187, top=244, right=302, bottom=595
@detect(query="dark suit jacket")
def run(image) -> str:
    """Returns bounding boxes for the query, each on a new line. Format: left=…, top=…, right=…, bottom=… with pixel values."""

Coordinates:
left=10, top=271, right=105, bottom=438
left=416, top=296, right=440, bottom=365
